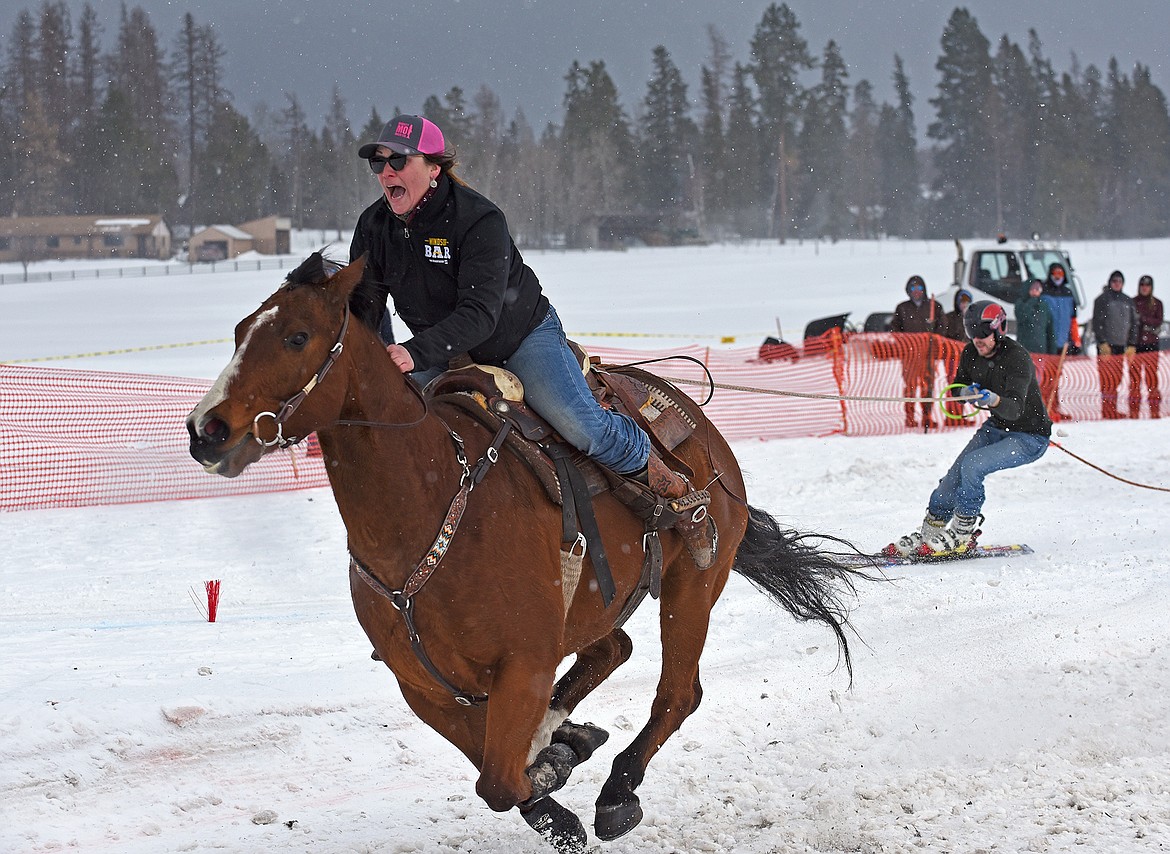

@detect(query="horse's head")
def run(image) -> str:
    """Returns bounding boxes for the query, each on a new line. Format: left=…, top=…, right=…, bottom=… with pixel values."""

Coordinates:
left=187, top=252, right=365, bottom=477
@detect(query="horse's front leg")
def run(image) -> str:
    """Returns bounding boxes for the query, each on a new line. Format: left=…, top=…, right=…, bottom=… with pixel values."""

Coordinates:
left=475, top=654, right=563, bottom=811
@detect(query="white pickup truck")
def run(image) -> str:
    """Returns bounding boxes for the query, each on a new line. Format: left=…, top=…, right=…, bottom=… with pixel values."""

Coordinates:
left=944, top=237, right=1086, bottom=318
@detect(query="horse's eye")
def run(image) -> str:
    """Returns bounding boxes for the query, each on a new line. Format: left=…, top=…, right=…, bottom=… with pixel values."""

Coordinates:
left=287, top=331, right=310, bottom=350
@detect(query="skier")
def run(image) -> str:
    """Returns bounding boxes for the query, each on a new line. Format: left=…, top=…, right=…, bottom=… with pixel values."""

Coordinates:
left=885, top=301, right=1052, bottom=558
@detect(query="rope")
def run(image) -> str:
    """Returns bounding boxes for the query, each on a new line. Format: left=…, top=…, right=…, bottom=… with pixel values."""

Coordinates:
left=658, top=369, right=1169, bottom=492
left=1048, top=440, right=1170, bottom=492
left=656, top=373, right=977, bottom=405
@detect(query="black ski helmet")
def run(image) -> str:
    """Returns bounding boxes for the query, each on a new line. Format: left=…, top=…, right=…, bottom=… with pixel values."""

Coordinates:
left=905, top=275, right=926, bottom=296
left=964, top=300, right=1008, bottom=340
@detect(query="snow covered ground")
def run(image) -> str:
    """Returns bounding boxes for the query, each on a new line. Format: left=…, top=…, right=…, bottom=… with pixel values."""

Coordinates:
left=2, top=238, right=1169, bottom=853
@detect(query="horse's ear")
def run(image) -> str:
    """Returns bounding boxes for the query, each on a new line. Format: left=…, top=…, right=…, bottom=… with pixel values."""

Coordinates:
left=328, top=254, right=367, bottom=302
left=287, top=251, right=333, bottom=286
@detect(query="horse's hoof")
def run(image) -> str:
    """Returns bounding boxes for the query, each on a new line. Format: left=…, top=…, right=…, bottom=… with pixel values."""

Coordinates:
left=552, top=720, right=609, bottom=763
left=521, top=796, right=587, bottom=854
left=594, top=798, right=643, bottom=841
left=526, top=742, right=576, bottom=801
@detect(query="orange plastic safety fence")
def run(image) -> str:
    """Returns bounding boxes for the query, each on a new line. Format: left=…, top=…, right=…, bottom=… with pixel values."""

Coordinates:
left=2, top=335, right=1166, bottom=511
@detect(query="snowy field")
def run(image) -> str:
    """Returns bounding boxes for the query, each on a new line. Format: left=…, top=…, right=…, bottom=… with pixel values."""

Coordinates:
left=2, top=237, right=1169, bottom=853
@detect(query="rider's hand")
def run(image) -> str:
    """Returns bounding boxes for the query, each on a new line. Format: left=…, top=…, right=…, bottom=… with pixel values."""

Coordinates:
left=968, top=383, right=1000, bottom=408
left=387, top=344, right=415, bottom=373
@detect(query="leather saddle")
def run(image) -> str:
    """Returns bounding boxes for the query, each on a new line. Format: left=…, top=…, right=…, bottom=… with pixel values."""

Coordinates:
left=422, top=345, right=702, bottom=616
left=425, top=345, right=698, bottom=503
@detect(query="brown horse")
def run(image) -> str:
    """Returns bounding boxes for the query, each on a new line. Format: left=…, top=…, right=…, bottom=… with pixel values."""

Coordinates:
left=187, top=253, right=869, bottom=852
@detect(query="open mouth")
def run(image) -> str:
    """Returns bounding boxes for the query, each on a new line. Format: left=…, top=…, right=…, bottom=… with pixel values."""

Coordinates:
left=387, top=185, right=407, bottom=201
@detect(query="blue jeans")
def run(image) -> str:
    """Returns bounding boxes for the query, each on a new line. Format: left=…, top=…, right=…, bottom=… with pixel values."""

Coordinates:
left=411, top=306, right=650, bottom=473
left=504, top=306, right=650, bottom=474
left=927, top=422, right=1049, bottom=519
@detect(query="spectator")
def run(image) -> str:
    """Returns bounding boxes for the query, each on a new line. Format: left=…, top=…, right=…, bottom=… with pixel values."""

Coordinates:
left=941, top=288, right=974, bottom=426
left=1040, top=262, right=1079, bottom=418
left=1014, top=279, right=1057, bottom=355
left=1130, top=274, right=1163, bottom=418
left=1040, top=262, right=1080, bottom=354
left=942, top=288, right=973, bottom=342
left=891, top=275, right=945, bottom=429
left=1091, top=270, right=1139, bottom=419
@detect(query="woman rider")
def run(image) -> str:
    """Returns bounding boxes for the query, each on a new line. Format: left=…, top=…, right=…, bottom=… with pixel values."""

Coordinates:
left=348, top=115, right=715, bottom=568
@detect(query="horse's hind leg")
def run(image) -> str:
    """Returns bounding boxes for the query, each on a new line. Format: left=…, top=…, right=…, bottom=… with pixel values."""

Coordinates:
left=594, top=569, right=727, bottom=841
left=526, top=628, right=633, bottom=761
left=551, top=628, right=633, bottom=715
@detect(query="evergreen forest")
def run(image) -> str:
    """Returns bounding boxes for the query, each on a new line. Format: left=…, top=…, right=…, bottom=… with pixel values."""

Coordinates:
left=3, top=2, right=1169, bottom=248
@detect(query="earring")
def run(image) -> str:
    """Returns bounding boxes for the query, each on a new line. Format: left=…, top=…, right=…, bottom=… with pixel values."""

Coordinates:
left=429, top=177, right=438, bottom=188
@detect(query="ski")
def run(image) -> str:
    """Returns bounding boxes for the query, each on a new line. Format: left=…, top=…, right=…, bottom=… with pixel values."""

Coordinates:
left=839, top=543, right=1034, bottom=568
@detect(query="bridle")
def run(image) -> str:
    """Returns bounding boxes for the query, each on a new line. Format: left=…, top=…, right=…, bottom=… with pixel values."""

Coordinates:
left=252, top=302, right=351, bottom=449
left=250, top=300, right=431, bottom=448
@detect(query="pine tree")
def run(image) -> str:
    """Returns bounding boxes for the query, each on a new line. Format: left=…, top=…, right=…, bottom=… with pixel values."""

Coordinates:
left=797, top=40, right=849, bottom=239
left=422, top=87, right=471, bottom=156
left=73, top=4, right=102, bottom=122
left=89, top=87, right=147, bottom=213
left=876, top=56, right=919, bottom=237
left=466, top=85, right=504, bottom=197
left=171, top=14, right=229, bottom=235
left=279, top=93, right=312, bottom=228
left=724, top=63, right=762, bottom=236
left=320, top=86, right=366, bottom=238
left=105, top=5, right=175, bottom=217
left=748, top=2, right=814, bottom=241
left=4, top=11, right=38, bottom=111
left=13, top=92, right=70, bottom=215
left=36, top=1, right=72, bottom=145
left=200, top=102, right=271, bottom=224
left=493, top=109, right=546, bottom=245
left=637, top=45, right=697, bottom=221
left=560, top=59, right=634, bottom=246
left=846, top=80, right=881, bottom=238
left=989, top=35, right=1037, bottom=237
left=927, top=7, right=996, bottom=237
left=697, top=26, right=732, bottom=233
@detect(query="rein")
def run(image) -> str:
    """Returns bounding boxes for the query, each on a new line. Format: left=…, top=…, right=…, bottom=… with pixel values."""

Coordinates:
left=350, top=420, right=513, bottom=707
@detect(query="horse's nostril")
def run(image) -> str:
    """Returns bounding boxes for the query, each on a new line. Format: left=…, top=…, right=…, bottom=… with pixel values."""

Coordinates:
left=203, top=416, right=229, bottom=443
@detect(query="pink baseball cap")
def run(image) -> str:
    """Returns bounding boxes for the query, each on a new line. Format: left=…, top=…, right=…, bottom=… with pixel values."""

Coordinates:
left=358, top=115, right=446, bottom=159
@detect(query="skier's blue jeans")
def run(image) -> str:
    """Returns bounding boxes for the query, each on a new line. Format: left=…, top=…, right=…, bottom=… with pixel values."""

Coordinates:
left=412, top=306, right=650, bottom=474
left=927, top=422, right=1049, bottom=520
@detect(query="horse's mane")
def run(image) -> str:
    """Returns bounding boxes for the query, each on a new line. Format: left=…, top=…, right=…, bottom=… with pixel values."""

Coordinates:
left=284, top=250, right=342, bottom=288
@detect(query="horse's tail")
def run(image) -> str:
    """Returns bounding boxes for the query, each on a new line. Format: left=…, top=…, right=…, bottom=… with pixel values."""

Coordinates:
left=732, top=504, right=878, bottom=682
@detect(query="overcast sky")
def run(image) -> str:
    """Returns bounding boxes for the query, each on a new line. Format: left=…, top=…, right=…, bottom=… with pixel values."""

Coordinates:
left=2, top=0, right=1166, bottom=134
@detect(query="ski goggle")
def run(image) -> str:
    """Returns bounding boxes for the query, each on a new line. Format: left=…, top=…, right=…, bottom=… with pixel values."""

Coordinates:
left=368, top=152, right=411, bottom=174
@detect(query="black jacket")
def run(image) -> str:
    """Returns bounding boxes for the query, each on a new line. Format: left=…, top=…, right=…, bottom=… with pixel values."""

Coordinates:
left=953, top=336, right=1052, bottom=437
left=349, top=175, right=550, bottom=371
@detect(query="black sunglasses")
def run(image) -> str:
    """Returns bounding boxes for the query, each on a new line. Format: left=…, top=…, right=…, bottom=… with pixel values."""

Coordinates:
left=368, top=152, right=411, bottom=174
